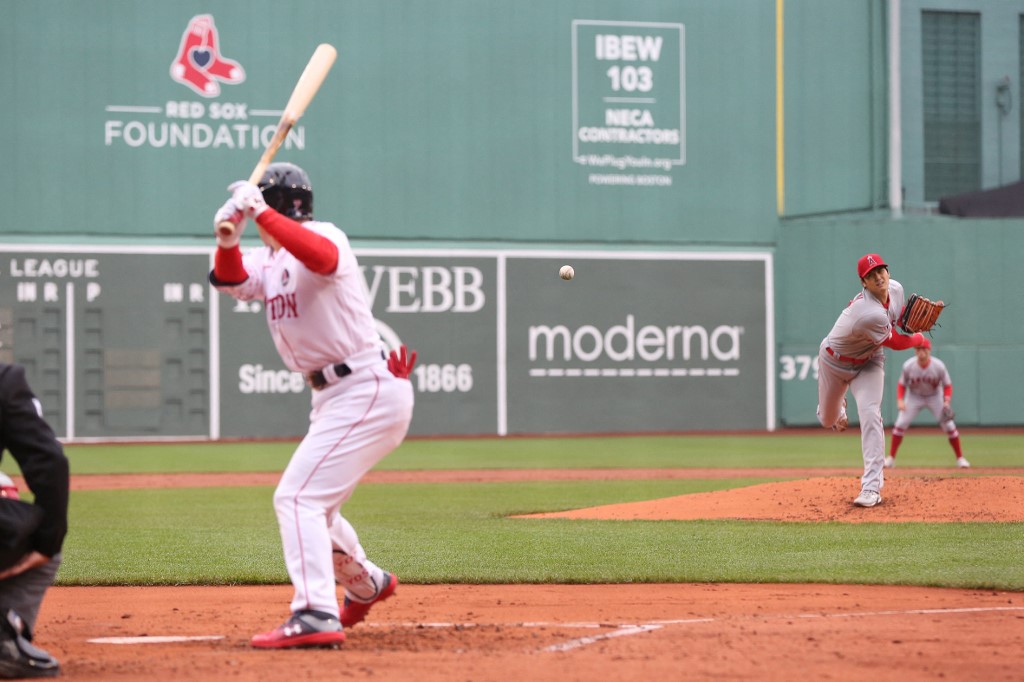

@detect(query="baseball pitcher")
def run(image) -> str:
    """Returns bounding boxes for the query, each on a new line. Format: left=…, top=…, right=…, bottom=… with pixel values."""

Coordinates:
left=816, top=254, right=928, bottom=508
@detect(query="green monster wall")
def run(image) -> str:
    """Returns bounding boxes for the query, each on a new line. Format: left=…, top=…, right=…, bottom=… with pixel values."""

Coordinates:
left=1, top=0, right=775, bottom=244
left=1, top=1, right=1022, bottom=438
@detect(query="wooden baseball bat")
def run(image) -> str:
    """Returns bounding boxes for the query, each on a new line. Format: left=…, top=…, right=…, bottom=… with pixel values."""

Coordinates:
left=217, top=43, right=338, bottom=238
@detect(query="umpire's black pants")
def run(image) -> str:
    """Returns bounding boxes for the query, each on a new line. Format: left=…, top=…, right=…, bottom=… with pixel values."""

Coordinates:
left=0, top=554, right=61, bottom=633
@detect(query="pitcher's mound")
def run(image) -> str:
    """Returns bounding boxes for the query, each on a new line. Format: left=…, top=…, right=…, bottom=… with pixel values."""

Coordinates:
left=520, top=476, right=1024, bottom=523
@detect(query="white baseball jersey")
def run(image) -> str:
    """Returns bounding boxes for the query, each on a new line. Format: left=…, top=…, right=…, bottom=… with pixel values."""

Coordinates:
left=823, top=279, right=907, bottom=363
left=894, top=354, right=956, bottom=434
left=899, top=356, right=951, bottom=398
left=214, top=221, right=379, bottom=374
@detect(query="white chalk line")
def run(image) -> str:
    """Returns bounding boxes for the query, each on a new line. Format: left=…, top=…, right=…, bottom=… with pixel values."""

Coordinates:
left=89, top=635, right=225, bottom=644
left=795, top=605, right=1024, bottom=619
left=541, top=624, right=664, bottom=652
left=85, top=606, right=1024, bottom=650
left=379, top=604, right=1024, bottom=653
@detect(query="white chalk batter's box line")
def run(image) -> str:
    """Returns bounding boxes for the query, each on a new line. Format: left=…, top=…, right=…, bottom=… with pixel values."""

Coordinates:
left=529, top=368, right=740, bottom=377
left=382, top=605, right=1024, bottom=653
left=87, top=605, right=1024, bottom=653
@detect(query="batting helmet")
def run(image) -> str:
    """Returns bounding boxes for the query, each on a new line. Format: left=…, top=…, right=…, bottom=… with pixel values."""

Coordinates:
left=258, top=162, right=313, bottom=221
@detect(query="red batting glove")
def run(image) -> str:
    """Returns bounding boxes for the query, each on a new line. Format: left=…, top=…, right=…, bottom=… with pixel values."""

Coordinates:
left=387, top=345, right=417, bottom=379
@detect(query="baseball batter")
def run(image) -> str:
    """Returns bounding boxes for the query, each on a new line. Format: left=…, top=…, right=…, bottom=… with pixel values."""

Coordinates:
left=209, top=162, right=415, bottom=649
left=816, top=254, right=925, bottom=508
left=886, top=338, right=969, bottom=469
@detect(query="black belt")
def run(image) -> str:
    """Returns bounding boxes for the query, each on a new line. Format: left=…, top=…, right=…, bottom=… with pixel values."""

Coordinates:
left=308, top=364, right=351, bottom=390
left=307, top=350, right=387, bottom=390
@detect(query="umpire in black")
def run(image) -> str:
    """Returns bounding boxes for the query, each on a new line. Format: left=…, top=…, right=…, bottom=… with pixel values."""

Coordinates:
left=0, top=363, right=68, bottom=679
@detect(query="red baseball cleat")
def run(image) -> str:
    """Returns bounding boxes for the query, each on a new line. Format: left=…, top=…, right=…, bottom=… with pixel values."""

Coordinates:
left=341, top=572, right=398, bottom=628
left=251, top=610, right=345, bottom=649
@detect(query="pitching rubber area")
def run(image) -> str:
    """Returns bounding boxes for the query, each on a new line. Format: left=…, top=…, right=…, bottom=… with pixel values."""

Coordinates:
left=37, top=583, right=1024, bottom=680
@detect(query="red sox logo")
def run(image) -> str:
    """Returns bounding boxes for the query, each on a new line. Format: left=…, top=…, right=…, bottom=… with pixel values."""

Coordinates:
left=170, top=14, right=246, bottom=97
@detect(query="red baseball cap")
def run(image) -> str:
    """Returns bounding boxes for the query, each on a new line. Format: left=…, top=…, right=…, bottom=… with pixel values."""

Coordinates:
left=857, top=253, right=888, bottom=279
left=916, top=337, right=932, bottom=350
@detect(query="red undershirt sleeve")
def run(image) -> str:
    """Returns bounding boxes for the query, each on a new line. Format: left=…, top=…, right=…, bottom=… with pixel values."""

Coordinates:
left=882, top=330, right=923, bottom=351
left=944, top=385, right=953, bottom=400
left=897, top=384, right=906, bottom=400
left=255, top=209, right=339, bottom=275
left=213, top=245, right=248, bottom=284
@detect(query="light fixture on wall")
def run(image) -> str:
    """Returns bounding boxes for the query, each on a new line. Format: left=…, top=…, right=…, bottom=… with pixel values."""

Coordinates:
left=995, top=76, right=1012, bottom=184
left=995, top=76, right=1012, bottom=116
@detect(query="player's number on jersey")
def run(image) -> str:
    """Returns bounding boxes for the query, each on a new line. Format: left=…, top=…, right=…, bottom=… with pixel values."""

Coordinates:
left=413, top=363, right=473, bottom=393
left=778, top=354, right=818, bottom=381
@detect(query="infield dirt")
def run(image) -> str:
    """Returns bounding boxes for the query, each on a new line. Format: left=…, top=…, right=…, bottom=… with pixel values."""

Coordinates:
left=32, top=467, right=1024, bottom=680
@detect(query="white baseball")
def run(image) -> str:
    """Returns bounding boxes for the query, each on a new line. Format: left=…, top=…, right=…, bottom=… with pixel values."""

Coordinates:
left=559, top=265, right=574, bottom=281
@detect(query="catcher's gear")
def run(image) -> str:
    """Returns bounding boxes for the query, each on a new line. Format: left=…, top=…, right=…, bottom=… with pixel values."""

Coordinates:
left=387, top=345, right=417, bottom=379
left=258, top=162, right=313, bottom=221
left=940, top=404, right=955, bottom=422
left=899, top=294, right=945, bottom=333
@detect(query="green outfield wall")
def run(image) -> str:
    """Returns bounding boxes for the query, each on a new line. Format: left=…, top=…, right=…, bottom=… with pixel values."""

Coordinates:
left=0, top=246, right=772, bottom=439
left=1, top=1, right=1022, bottom=438
left=1, top=0, right=779, bottom=244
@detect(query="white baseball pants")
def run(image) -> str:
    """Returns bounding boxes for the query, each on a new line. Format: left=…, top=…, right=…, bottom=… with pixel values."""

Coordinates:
left=817, top=343, right=887, bottom=494
left=274, top=358, right=413, bottom=618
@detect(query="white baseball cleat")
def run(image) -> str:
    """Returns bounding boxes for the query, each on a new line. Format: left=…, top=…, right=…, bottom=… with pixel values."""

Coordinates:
left=853, top=490, right=882, bottom=507
left=956, top=457, right=971, bottom=469
left=883, top=456, right=895, bottom=468
left=832, top=399, right=849, bottom=432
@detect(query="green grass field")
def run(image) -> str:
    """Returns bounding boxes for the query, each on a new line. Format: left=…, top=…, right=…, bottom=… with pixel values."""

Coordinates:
left=18, top=431, right=1024, bottom=590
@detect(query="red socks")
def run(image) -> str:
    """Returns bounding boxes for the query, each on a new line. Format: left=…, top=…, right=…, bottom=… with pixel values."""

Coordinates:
left=889, top=434, right=964, bottom=462
left=889, top=434, right=903, bottom=458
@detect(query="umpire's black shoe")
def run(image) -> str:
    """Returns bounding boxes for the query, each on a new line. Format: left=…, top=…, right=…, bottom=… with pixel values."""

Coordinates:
left=0, top=610, right=60, bottom=679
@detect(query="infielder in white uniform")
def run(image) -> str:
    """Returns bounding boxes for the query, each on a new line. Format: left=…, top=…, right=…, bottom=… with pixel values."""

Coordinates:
left=210, top=162, right=415, bottom=649
left=816, top=254, right=925, bottom=508
left=885, top=338, right=969, bottom=469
